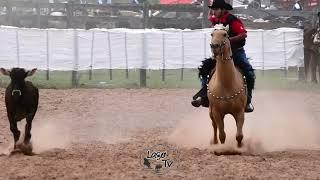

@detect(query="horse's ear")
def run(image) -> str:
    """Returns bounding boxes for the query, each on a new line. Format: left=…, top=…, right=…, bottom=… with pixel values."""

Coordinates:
left=213, top=24, right=224, bottom=30
left=225, top=25, right=229, bottom=32
left=0, top=68, right=10, bottom=76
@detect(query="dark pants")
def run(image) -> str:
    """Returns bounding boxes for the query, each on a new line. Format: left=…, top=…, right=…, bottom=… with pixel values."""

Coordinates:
left=199, top=48, right=255, bottom=104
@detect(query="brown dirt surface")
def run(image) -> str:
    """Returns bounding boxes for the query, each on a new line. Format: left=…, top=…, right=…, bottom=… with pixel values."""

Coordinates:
left=0, top=88, right=319, bottom=180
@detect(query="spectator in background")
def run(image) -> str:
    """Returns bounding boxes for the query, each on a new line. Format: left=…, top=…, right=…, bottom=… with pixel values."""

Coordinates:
left=129, top=0, right=139, bottom=4
left=98, top=0, right=112, bottom=4
left=293, top=0, right=303, bottom=11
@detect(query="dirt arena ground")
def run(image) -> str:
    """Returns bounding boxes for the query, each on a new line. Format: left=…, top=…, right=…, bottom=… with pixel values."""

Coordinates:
left=0, top=88, right=319, bottom=179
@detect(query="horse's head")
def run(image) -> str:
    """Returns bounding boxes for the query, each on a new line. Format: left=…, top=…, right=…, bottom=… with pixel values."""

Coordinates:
left=210, top=24, right=231, bottom=58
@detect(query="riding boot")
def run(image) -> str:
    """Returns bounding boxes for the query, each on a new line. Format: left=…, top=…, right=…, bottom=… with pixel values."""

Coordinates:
left=191, top=57, right=216, bottom=108
left=191, top=96, right=209, bottom=107
left=244, top=70, right=255, bottom=113
left=191, top=86, right=209, bottom=108
left=191, top=76, right=209, bottom=108
left=245, top=87, right=254, bottom=113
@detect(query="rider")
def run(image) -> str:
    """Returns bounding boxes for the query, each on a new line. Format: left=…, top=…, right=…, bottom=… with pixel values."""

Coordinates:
left=191, top=0, right=255, bottom=113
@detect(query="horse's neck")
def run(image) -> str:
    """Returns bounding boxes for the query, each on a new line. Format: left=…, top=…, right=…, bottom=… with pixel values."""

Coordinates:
left=215, top=52, right=238, bottom=88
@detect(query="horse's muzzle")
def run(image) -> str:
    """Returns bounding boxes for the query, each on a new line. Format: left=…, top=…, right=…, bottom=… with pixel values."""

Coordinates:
left=210, top=43, right=220, bottom=49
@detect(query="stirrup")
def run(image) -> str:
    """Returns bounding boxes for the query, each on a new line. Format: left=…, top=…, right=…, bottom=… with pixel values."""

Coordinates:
left=191, top=97, right=209, bottom=108
left=245, top=103, right=254, bottom=113
left=191, top=98, right=202, bottom=107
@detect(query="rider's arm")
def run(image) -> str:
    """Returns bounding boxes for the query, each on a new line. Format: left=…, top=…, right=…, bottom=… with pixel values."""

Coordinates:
left=208, top=10, right=215, bottom=27
left=229, top=19, right=247, bottom=43
left=208, top=9, right=214, bottom=20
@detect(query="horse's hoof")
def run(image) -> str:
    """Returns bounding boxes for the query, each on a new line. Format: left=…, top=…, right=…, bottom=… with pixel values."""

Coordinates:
left=10, top=148, right=22, bottom=155
left=210, top=138, right=218, bottom=145
left=14, top=142, right=34, bottom=156
left=213, top=150, right=242, bottom=156
left=20, top=143, right=33, bottom=156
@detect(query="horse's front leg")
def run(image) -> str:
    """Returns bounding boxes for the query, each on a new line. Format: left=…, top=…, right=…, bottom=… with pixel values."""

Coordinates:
left=215, top=113, right=226, bottom=144
left=234, top=112, right=245, bottom=148
left=209, top=109, right=218, bottom=145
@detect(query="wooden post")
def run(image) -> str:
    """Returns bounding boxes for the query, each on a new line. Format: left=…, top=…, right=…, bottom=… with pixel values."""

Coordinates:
left=66, top=1, right=74, bottom=28
left=46, top=30, right=50, bottom=80
left=202, top=0, right=209, bottom=28
left=89, top=31, right=94, bottom=80
left=181, top=31, right=185, bottom=81
left=140, top=2, right=149, bottom=87
left=124, top=32, right=129, bottom=79
left=72, top=29, right=79, bottom=87
left=140, top=33, right=147, bottom=87
left=162, top=33, right=165, bottom=81
left=107, top=31, right=113, bottom=80
left=261, top=31, right=265, bottom=77
left=36, top=1, right=41, bottom=28
left=6, top=1, right=13, bottom=26
left=143, top=2, right=149, bottom=29
left=283, top=31, right=288, bottom=77
left=16, top=29, right=20, bottom=67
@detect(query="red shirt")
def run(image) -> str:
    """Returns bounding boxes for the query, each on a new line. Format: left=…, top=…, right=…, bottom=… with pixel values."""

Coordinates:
left=208, top=12, right=247, bottom=35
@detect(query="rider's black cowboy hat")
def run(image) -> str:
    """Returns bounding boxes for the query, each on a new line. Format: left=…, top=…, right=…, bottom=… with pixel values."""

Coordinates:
left=208, top=0, right=233, bottom=10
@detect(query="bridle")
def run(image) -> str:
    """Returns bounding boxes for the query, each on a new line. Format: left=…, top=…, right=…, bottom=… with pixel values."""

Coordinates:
left=210, top=28, right=232, bottom=61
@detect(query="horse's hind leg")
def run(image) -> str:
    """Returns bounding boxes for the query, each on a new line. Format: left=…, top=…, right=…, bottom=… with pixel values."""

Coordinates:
left=317, top=55, right=320, bottom=82
left=209, top=110, right=218, bottom=145
left=304, top=49, right=310, bottom=80
left=234, top=113, right=244, bottom=148
left=311, top=53, right=318, bottom=83
left=318, top=64, right=320, bottom=83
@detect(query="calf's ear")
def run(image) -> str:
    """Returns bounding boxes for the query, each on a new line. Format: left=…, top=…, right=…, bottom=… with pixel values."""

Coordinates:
left=26, top=68, right=37, bottom=77
left=0, top=68, right=10, bottom=76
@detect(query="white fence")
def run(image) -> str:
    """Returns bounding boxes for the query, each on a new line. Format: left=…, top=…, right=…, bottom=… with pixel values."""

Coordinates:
left=0, top=26, right=304, bottom=71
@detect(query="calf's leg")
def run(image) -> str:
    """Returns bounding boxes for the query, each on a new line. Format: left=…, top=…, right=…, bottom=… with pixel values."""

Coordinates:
left=24, top=112, right=36, bottom=144
left=9, top=119, right=20, bottom=149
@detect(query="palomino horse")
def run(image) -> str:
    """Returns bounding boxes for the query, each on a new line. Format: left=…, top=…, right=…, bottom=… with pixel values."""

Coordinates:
left=207, top=24, right=247, bottom=147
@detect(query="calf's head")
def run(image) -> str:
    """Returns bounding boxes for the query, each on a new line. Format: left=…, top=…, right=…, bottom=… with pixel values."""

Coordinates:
left=0, top=68, right=37, bottom=97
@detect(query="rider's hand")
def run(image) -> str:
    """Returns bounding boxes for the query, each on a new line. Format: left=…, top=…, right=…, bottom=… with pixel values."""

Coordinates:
left=229, top=33, right=247, bottom=43
left=209, top=9, right=214, bottom=15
